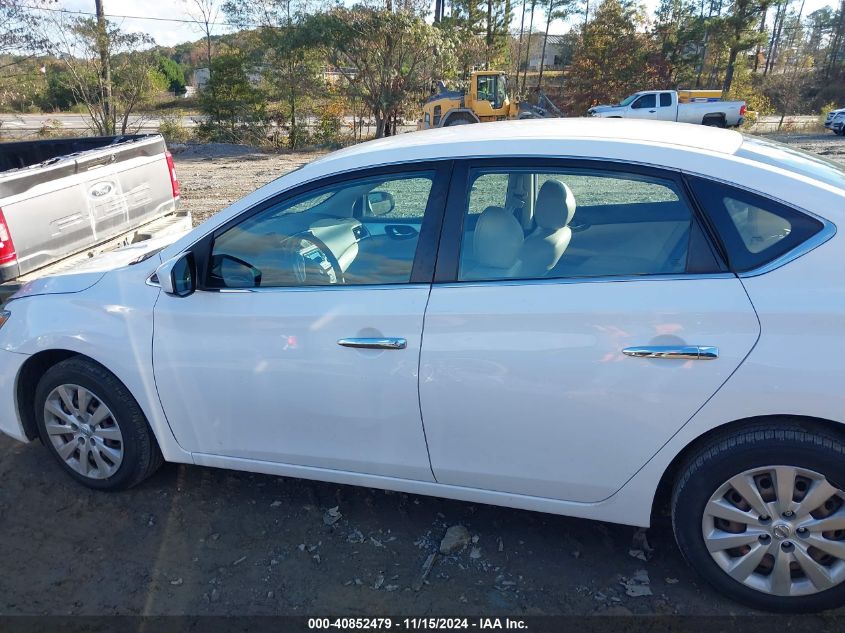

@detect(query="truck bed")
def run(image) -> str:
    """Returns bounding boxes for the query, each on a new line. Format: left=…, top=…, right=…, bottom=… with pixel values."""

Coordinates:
left=0, top=134, right=186, bottom=284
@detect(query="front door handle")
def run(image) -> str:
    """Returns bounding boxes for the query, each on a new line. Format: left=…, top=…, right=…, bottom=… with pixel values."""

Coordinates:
left=622, top=345, right=718, bottom=360
left=338, top=337, right=407, bottom=350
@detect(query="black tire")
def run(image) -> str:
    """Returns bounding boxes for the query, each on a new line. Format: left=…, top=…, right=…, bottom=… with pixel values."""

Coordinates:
left=34, top=356, right=163, bottom=490
left=443, top=116, right=475, bottom=127
left=672, top=420, right=845, bottom=612
left=703, top=115, right=727, bottom=128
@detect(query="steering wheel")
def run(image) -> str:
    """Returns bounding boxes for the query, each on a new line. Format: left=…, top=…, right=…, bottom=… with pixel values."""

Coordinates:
left=281, top=231, right=344, bottom=285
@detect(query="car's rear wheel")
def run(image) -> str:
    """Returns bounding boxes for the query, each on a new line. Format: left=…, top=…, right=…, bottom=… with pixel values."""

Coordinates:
left=672, top=421, right=845, bottom=612
left=34, top=357, right=163, bottom=490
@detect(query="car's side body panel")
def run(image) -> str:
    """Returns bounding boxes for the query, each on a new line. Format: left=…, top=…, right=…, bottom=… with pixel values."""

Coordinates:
left=610, top=238, right=845, bottom=524
left=419, top=275, right=760, bottom=503
left=153, top=285, right=436, bottom=481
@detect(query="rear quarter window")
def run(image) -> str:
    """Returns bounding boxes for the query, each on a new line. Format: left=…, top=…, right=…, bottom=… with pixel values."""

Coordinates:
left=688, top=176, right=824, bottom=272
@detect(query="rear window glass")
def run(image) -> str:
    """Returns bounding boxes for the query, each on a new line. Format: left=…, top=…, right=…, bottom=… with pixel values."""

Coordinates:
left=736, top=137, right=845, bottom=191
left=688, top=176, right=824, bottom=272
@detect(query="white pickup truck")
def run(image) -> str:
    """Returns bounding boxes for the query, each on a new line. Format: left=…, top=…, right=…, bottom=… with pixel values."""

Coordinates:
left=0, top=134, right=191, bottom=302
left=587, top=90, right=746, bottom=128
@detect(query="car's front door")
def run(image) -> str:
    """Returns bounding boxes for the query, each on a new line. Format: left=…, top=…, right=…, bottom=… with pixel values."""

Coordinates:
left=419, top=160, right=760, bottom=502
left=153, top=163, right=450, bottom=481
left=628, top=93, right=658, bottom=119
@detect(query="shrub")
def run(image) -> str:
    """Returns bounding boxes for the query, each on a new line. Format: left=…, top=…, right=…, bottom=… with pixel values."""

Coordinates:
left=37, top=119, right=65, bottom=138
left=315, top=100, right=347, bottom=147
left=159, top=112, right=194, bottom=143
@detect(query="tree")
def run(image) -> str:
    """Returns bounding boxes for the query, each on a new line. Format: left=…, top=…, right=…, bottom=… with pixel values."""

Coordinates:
left=157, top=56, right=187, bottom=95
left=223, top=0, right=321, bottom=148
left=566, top=0, right=659, bottom=112
left=0, top=1, right=50, bottom=98
left=0, top=0, right=48, bottom=56
left=720, top=0, right=773, bottom=93
left=825, top=0, right=845, bottom=79
left=536, top=0, right=576, bottom=88
left=520, top=0, right=538, bottom=92
left=314, top=6, right=442, bottom=138
left=49, top=18, right=166, bottom=135
left=652, top=0, right=704, bottom=85
left=185, top=0, right=220, bottom=75
left=198, top=52, right=266, bottom=143
left=439, top=0, right=512, bottom=71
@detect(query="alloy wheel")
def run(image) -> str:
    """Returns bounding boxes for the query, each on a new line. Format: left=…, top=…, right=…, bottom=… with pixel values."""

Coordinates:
left=43, top=384, right=124, bottom=479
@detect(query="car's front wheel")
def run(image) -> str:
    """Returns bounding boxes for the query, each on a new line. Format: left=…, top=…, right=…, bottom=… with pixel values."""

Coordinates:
left=34, top=357, right=163, bottom=490
left=672, top=421, right=845, bottom=612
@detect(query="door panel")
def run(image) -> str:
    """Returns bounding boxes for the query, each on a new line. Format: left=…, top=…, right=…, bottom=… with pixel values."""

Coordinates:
left=419, top=277, right=759, bottom=502
left=420, top=159, right=756, bottom=503
left=155, top=287, right=434, bottom=480
left=153, top=164, right=449, bottom=481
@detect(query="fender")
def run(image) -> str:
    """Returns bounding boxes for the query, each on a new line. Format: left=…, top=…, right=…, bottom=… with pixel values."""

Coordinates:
left=1, top=265, right=193, bottom=464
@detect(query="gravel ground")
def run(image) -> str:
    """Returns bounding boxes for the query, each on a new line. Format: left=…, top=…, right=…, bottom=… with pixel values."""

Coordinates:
left=0, top=132, right=844, bottom=618
left=169, top=143, right=327, bottom=226
left=761, top=132, right=845, bottom=161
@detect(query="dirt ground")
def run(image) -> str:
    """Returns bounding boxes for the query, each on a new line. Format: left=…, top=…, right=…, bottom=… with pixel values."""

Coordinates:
left=1, top=132, right=844, bottom=618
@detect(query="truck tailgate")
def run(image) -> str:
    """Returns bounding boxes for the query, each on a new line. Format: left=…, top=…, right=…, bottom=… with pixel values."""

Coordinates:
left=0, top=135, right=178, bottom=281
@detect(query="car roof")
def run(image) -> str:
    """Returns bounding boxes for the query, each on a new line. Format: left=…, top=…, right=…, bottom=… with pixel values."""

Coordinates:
left=306, top=119, right=744, bottom=177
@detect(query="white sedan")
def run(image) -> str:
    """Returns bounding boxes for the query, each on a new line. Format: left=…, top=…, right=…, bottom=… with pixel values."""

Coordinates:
left=2, top=119, right=845, bottom=612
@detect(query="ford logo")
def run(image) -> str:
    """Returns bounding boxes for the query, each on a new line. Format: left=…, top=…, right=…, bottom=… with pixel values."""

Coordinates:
left=89, top=182, right=114, bottom=198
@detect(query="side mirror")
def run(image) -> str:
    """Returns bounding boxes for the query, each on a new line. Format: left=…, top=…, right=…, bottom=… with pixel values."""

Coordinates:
left=367, top=191, right=395, bottom=216
left=156, top=252, right=196, bottom=297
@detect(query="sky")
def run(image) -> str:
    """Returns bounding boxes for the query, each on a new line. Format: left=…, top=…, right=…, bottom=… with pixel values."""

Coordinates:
left=47, top=0, right=840, bottom=48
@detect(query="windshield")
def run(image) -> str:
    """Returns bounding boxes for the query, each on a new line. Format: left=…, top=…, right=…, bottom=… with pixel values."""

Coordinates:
left=477, top=74, right=507, bottom=108
left=737, top=136, right=845, bottom=191
left=618, top=93, right=640, bottom=107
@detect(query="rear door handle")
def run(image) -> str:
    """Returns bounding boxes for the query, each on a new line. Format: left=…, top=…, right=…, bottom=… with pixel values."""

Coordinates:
left=622, top=345, right=718, bottom=360
left=338, top=337, right=407, bottom=350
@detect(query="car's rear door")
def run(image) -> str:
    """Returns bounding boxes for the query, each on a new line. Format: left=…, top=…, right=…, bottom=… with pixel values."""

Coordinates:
left=153, top=162, right=450, bottom=481
left=418, top=159, right=760, bottom=502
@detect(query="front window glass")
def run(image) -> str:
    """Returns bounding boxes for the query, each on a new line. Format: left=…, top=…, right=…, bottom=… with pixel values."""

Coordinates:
left=633, top=94, right=656, bottom=109
left=458, top=167, right=693, bottom=281
left=209, top=173, right=434, bottom=288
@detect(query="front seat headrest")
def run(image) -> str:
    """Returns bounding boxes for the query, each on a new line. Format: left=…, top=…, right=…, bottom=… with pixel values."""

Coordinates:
left=473, top=206, right=524, bottom=269
left=535, top=180, right=576, bottom=230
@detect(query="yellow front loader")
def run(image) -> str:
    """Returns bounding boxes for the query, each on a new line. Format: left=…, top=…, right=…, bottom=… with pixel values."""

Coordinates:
left=418, top=70, right=562, bottom=130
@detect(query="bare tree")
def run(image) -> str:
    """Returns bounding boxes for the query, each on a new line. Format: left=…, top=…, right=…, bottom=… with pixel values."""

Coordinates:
left=45, top=14, right=164, bottom=135
left=537, top=0, right=575, bottom=89
left=515, top=0, right=528, bottom=88
left=185, top=0, right=220, bottom=75
left=94, top=0, right=113, bottom=137
left=0, top=0, right=48, bottom=56
left=521, top=0, right=537, bottom=92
